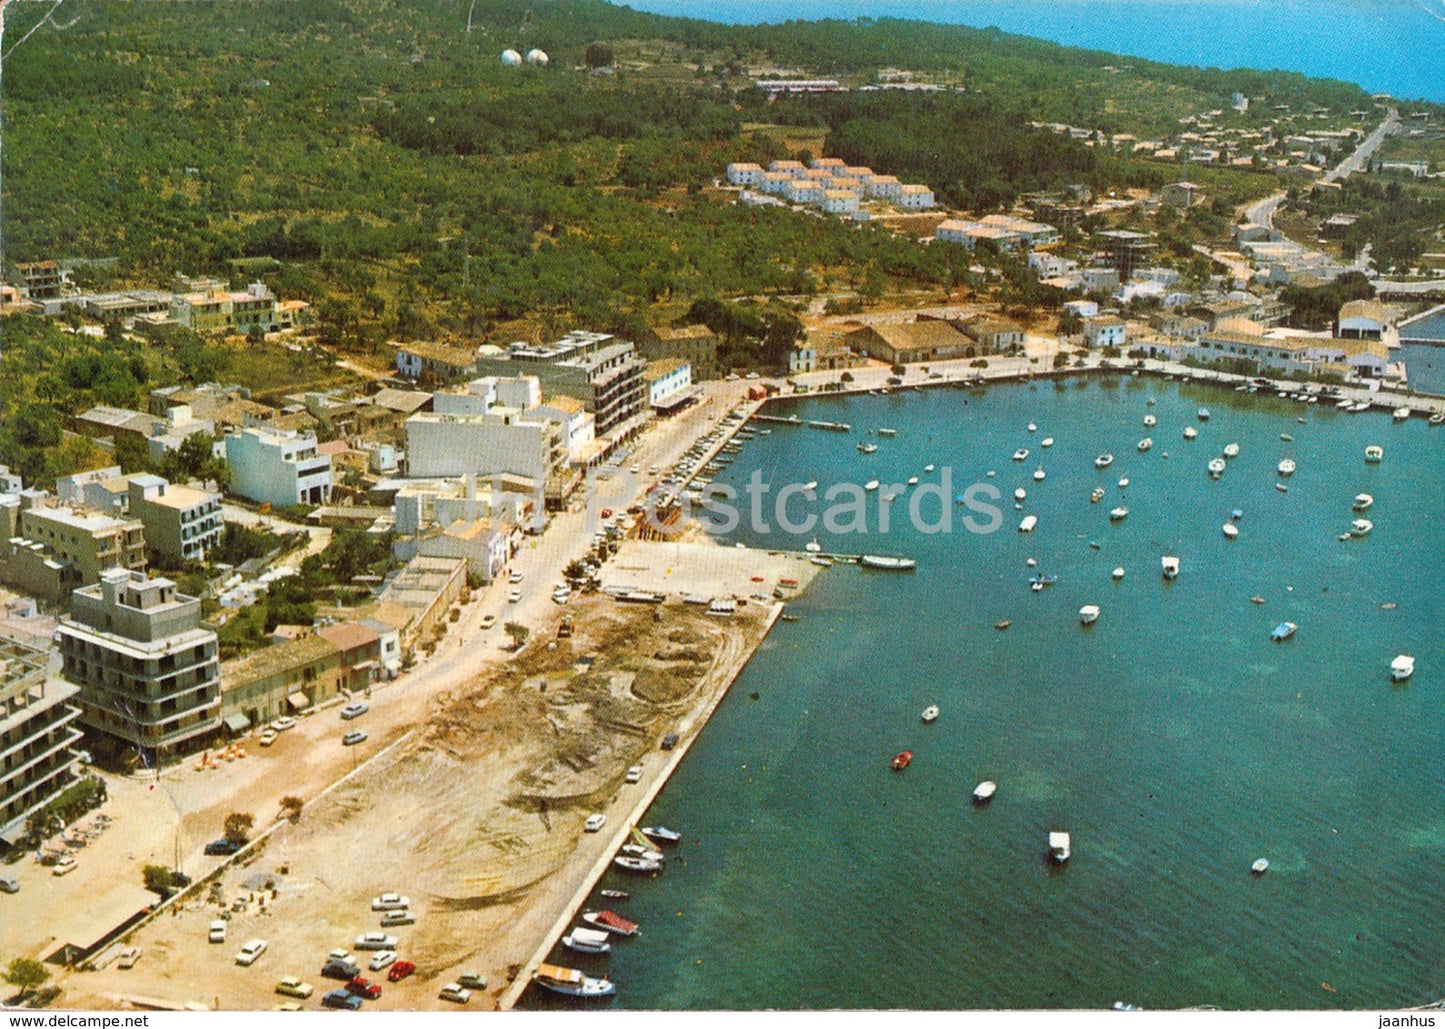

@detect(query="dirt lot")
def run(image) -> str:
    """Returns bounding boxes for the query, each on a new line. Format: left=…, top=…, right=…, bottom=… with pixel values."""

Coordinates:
left=64, top=589, right=786, bottom=1011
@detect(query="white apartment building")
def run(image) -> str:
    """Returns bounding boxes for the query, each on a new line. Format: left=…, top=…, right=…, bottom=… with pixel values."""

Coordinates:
left=0, top=635, right=83, bottom=848
left=224, top=427, right=332, bottom=507
left=128, top=475, right=223, bottom=564
left=726, top=162, right=764, bottom=186
left=896, top=184, right=935, bottom=210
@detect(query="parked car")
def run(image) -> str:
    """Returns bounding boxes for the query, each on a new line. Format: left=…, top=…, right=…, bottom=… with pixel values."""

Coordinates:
left=342, top=730, right=368, bottom=746
left=52, top=856, right=77, bottom=876
left=507, top=589, right=521, bottom=603
left=339, top=702, right=369, bottom=720
left=479, top=614, right=496, bottom=630
left=509, top=570, right=525, bottom=584
left=321, top=959, right=360, bottom=981
left=438, top=983, right=471, bottom=1005
left=379, top=909, right=415, bottom=927
left=625, top=765, right=643, bottom=784
left=660, top=732, right=679, bottom=750
left=386, top=961, right=416, bottom=983
left=371, top=892, right=409, bottom=911
left=0, top=877, right=20, bottom=893
left=321, top=990, right=361, bottom=1011
left=345, top=977, right=382, bottom=1000
left=117, top=947, right=142, bottom=970
left=457, top=972, right=487, bottom=990
left=235, top=938, right=269, bottom=966
left=327, top=948, right=354, bottom=964
left=583, top=813, right=606, bottom=833
left=367, top=950, right=397, bottom=972
left=205, top=837, right=242, bottom=856
left=209, top=920, right=227, bottom=944
left=270, top=716, right=297, bottom=732
left=275, top=976, right=314, bottom=999
left=354, top=932, right=398, bottom=951
left=258, top=729, right=278, bottom=747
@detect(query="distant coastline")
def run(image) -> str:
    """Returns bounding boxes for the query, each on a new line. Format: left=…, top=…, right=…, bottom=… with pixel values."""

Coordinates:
left=613, top=0, right=1445, bottom=103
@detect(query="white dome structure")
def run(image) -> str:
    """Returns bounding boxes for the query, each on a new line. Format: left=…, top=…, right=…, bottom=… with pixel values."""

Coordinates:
left=500, top=49, right=523, bottom=67
left=525, top=48, right=550, bottom=66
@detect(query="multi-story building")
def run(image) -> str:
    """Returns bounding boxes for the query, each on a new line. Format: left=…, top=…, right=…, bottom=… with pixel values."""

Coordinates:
left=644, top=358, right=694, bottom=412
left=1095, top=230, right=1159, bottom=280
left=0, top=503, right=147, bottom=602
left=477, top=331, right=647, bottom=439
left=229, top=282, right=277, bottom=334
left=58, top=569, right=221, bottom=759
left=224, top=427, right=333, bottom=507
left=896, top=184, right=936, bottom=210
left=170, top=291, right=234, bottom=334
left=127, top=476, right=223, bottom=564
left=10, top=261, right=70, bottom=299
left=220, top=634, right=343, bottom=729
left=405, top=379, right=568, bottom=489
left=393, top=341, right=481, bottom=386
left=726, top=162, right=764, bottom=186
left=1082, top=315, right=1128, bottom=348
left=0, top=634, right=83, bottom=849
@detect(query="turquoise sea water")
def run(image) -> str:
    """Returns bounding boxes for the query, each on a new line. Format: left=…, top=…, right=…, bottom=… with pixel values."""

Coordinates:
left=615, top=0, right=1445, bottom=102
left=527, top=376, right=1445, bottom=1010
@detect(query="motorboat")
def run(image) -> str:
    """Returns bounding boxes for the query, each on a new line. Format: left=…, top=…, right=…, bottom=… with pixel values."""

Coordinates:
left=865, top=480, right=880, bottom=492
left=1094, top=453, right=1114, bottom=469
left=1353, top=494, right=1374, bottom=512
left=1351, top=401, right=1371, bottom=413
left=1270, top=622, right=1297, bottom=642
left=598, top=889, right=629, bottom=900
left=1280, top=433, right=1293, bottom=443
left=613, top=855, right=663, bottom=873
left=1041, top=437, right=1055, bottom=448
left=1117, top=477, right=1129, bottom=488
left=972, top=781, right=997, bottom=804
left=1018, top=515, right=1038, bottom=533
left=1277, top=459, right=1296, bottom=477
left=1365, top=445, right=1383, bottom=463
left=1079, top=604, right=1100, bottom=626
left=805, top=537, right=822, bottom=553
left=1276, top=483, right=1289, bottom=493
left=1197, top=407, right=1210, bottom=421
left=1336, top=398, right=1354, bottom=410
left=619, top=843, right=665, bottom=862
left=1392, top=406, right=1411, bottom=422
left=859, top=555, right=917, bottom=570
left=582, top=910, right=639, bottom=937
left=1027, top=422, right=1038, bottom=433
left=1049, top=831, right=1071, bottom=864
left=1034, top=467, right=1046, bottom=481
left=924, top=464, right=936, bottom=472
left=1223, top=442, right=1240, bottom=459
left=641, top=826, right=682, bottom=845
left=809, top=556, right=833, bottom=567
left=858, top=442, right=878, bottom=454
left=532, top=964, right=616, bottom=999
left=891, top=750, right=913, bottom=771
left=1222, top=523, right=1238, bottom=539
left=921, top=705, right=940, bottom=723
left=1090, top=487, right=1105, bottom=503
left=1183, top=426, right=1198, bottom=440
left=1250, top=596, right=1266, bottom=605
left=1431, top=413, right=1445, bottom=426
left=1208, top=458, right=1226, bottom=479
left=907, top=476, right=919, bottom=486
left=994, top=619, right=1012, bottom=630
left=803, top=480, right=819, bottom=491
left=562, top=928, right=613, bottom=955
left=1015, top=488, right=1027, bottom=502
left=1112, top=567, right=1125, bottom=580
left=1109, top=506, right=1128, bottom=522
left=1088, top=540, right=1101, bottom=550
left=1137, top=437, right=1153, bottom=452
left=1143, top=414, right=1157, bottom=427
left=1391, top=655, right=1415, bottom=683
left=1231, top=509, right=1244, bottom=521
left=878, top=428, right=898, bottom=437
left=1013, top=448, right=1030, bottom=461
left=1251, top=858, right=1269, bottom=875
left=1350, top=519, right=1373, bottom=537
left=1161, top=556, right=1180, bottom=580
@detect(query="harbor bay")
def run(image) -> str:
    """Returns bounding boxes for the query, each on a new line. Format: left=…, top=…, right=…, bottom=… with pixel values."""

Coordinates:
left=560, top=376, right=1444, bottom=1010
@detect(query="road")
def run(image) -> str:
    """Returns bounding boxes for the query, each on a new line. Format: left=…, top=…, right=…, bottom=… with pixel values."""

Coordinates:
left=1244, top=108, right=1398, bottom=232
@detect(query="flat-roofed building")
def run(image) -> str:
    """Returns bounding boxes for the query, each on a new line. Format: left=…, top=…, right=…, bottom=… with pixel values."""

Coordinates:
left=127, top=476, right=223, bottom=564
left=896, top=184, right=936, bottom=210
left=644, top=358, right=694, bottom=412
left=1, top=504, right=147, bottom=602
left=865, top=175, right=902, bottom=200
left=822, top=189, right=860, bottom=214
left=1082, top=315, right=1128, bottom=348
left=759, top=171, right=792, bottom=194
left=58, top=569, right=220, bottom=759
left=786, top=179, right=826, bottom=204
left=0, top=634, right=83, bottom=848
left=726, top=162, right=764, bottom=186
left=225, top=427, right=333, bottom=507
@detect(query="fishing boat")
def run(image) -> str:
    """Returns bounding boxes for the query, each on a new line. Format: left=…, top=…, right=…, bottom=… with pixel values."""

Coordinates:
left=1222, top=523, right=1238, bottom=539
left=1018, top=515, right=1038, bottom=533
left=1015, top=488, right=1027, bottom=502
left=613, top=855, right=662, bottom=873
left=1109, top=506, right=1128, bottom=522
left=878, top=428, right=898, bottom=437
left=1162, top=556, right=1180, bottom=580
left=1431, top=413, right=1445, bottom=426
left=994, top=619, right=1012, bottom=630
left=891, top=750, right=913, bottom=771
left=1137, top=437, right=1153, bottom=452
left=1013, top=448, right=1030, bottom=461
left=1276, top=483, right=1289, bottom=493
left=1277, top=458, right=1296, bottom=477
left=1353, top=494, right=1374, bottom=512
left=1033, top=467, right=1046, bottom=481
left=1223, top=442, right=1240, bottom=459
left=1280, top=433, right=1293, bottom=443
left=865, top=480, right=880, bottom=492
left=1090, top=487, right=1105, bottom=503
left=972, top=781, right=997, bottom=804
left=1197, top=407, right=1210, bottom=422
left=1183, top=426, right=1198, bottom=440
left=619, top=843, right=665, bottom=863
left=1270, top=622, right=1297, bottom=642
left=1027, top=422, right=1037, bottom=433
left=532, top=964, right=615, bottom=999
left=1094, top=453, right=1114, bottom=469
left=1049, top=831, right=1071, bottom=864
left=562, top=928, right=613, bottom=955
left=1208, top=458, right=1226, bottom=479
left=582, top=910, right=639, bottom=936
left=809, top=556, right=833, bottom=568
left=1392, top=406, right=1411, bottom=422
left=1250, top=596, right=1266, bottom=605
left=1079, top=604, right=1100, bottom=626
left=1350, top=518, right=1373, bottom=537
left=598, top=890, right=629, bottom=900
left=1112, top=567, right=1125, bottom=580
left=907, top=476, right=919, bottom=486
left=1391, top=655, right=1415, bottom=683
left=1041, top=437, right=1054, bottom=448
left=1251, top=859, right=1269, bottom=875
left=857, top=442, right=878, bottom=454
left=1117, top=477, right=1129, bottom=488
left=921, top=705, right=940, bottom=723
left=640, top=825, right=682, bottom=845
left=1365, top=445, right=1383, bottom=463
left=1143, top=414, right=1157, bottom=427
left=859, top=554, right=917, bottom=570
left=805, top=537, right=822, bottom=553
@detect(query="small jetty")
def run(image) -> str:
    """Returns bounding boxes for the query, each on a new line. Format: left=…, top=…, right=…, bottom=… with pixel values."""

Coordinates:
left=751, top=413, right=852, bottom=433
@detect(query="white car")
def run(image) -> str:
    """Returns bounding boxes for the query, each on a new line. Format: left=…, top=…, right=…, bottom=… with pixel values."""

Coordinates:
left=368, top=950, right=397, bottom=971
left=479, top=614, right=496, bottom=630
left=583, top=813, right=606, bottom=833
left=438, top=983, right=471, bottom=1005
left=339, top=702, right=369, bottom=720
left=236, top=938, right=269, bottom=966
left=258, top=728, right=278, bottom=747
left=379, top=909, right=415, bottom=927
left=209, top=920, right=227, bottom=944
left=270, top=717, right=297, bottom=732
left=117, top=947, right=142, bottom=970
left=354, top=932, right=398, bottom=951
left=509, top=571, right=524, bottom=584
left=276, top=976, right=314, bottom=999
left=625, top=765, right=643, bottom=784
left=371, top=893, right=410, bottom=911
left=508, top=589, right=521, bottom=603
left=327, top=948, right=353, bottom=965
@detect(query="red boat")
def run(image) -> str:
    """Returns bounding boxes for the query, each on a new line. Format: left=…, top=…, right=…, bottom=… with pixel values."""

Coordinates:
left=891, top=750, right=913, bottom=770
left=582, top=909, right=640, bottom=937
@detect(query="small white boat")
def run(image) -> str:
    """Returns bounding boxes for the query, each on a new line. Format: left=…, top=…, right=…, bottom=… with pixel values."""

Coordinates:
left=1223, top=442, right=1240, bottom=459
left=532, top=964, right=616, bottom=999
left=1352, top=494, right=1374, bottom=512
left=859, top=555, right=917, bottom=570
left=1137, top=437, right=1153, bottom=452
left=1350, top=518, right=1373, bottom=537
left=1143, top=414, right=1157, bottom=427
left=1391, top=655, right=1415, bottom=683
left=986, top=470, right=996, bottom=477
left=921, top=705, right=940, bottom=723
left=858, top=442, right=878, bottom=454
left=1090, top=487, right=1105, bottom=503
left=1276, top=483, right=1289, bottom=493
left=1431, top=413, right=1445, bottom=426
left=972, top=781, right=997, bottom=804
left=1351, top=401, right=1371, bottom=413
left=924, top=464, right=935, bottom=473
left=1094, top=453, right=1114, bottom=469
left=1109, top=506, right=1128, bottom=522
left=1277, top=459, right=1296, bottom=477
left=1079, top=604, right=1100, bottom=625
left=1392, top=406, right=1411, bottom=422
left=907, top=476, right=919, bottom=486
left=1049, top=831, right=1071, bottom=864
left=1013, top=448, right=1030, bottom=461
left=1027, top=422, right=1037, bottom=433
left=1364, top=445, right=1383, bottom=463
left=1018, top=515, right=1038, bottom=533
left=1336, top=398, right=1354, bottom=410
left=562, top=928, right=614, bottom=955
left=1197, top=407, right=1210, bottom=422
left=1026, top=558, right=1037, bottom=567
left=1041, top=437, right=1055, bottom=448
left=878, top=428, right=898, bottom=437
left=804, top=480, right=819, bottom=491
left=1161, top=555, right=1180, bottom=580
left=1112, top=567, right=1125, bottom=580
left=1280, top=433, right=1293, bottom=443
left=1222, top=523, right=1238, bottom=539
left=614, top=855, right=663, bottom=873
left=1015, top=488, right=1027, bottom=502
left=1117, top=477, right=1129, bottom=488
left=865, top=479, right=880, bottom=491
left=805, top=537, right=822, bottom=553
left=1183, top=426, right=1198, bottom=440
left=1208, top=458, right=1226, bottom=479
left=1271, top=621, right=1297, bottom=642
left=1251, top=858, right=1269, bottom=875
left=1033, top=467, right=1046, bottom=481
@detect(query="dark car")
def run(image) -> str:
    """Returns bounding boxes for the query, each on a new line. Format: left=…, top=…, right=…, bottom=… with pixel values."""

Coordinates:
left=386, top=961, right=416, bottom=983
left=345, top=977, right=382, bottom=1000
left=321, top=990, right=362, bottom=1011
left=321, top=960, right=360, bottom=981
left=204, top=838, right=242, bottom=856
left=660, top=732, right=679, bottom=751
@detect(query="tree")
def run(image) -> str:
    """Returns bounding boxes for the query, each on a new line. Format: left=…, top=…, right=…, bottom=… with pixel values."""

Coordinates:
left=143, top=863, right=175, bottom=895
left=224, top=811, right=255, bottom=844
left=584, top=41, right=614, bottom=69
left=3, top=957, right=49, bottom=995
left=504, top=622, right=530, bottom=650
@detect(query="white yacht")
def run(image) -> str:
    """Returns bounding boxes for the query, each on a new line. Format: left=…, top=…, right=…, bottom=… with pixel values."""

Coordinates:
left=1112, top=567, right=1125, bottom=580
left=1277, top=458, right=1296, bottom=477
left=1034, top=467, right=1046, bottom=481
left=1251, top=858, right=1270, bottom=875
left=865, top=479, right=880, bottom=491
left=858, top=442, right=878, bottom=454
left=1208, top=458, right=1226, bottom=479
left=1351, top=518, right=1373, bottom=537
left=1162, top=555, right=1180, bottom=580
left=907, top=476, right=919, bottom=486
left=1280, top=433, right=1293, bottom=443
left=1353, top=494, right=1374, bottom=512
left=804, top=480, right=819, bottom=491
left=1049, top=831, right=1071, bottom=864
left=1018, top=515, right=1038, bottom=533
left=1390, top=655, right=1415, bottom=683
left=1109, top=506, right=1129, bottom=522
left=1222, top=523, right=1239, bottom=539
left=1143, top=414, right=1157, bottom=427
left=921, top=705, right=940, bottom=723
left=1183, top=426, right=1198, bottom=440
left=1079, top=604, right=1100, bottom=625
left=1392, top=406, right=1411, bottom=422
left=805, top=537, right=823, bottom=553
left=1041, top=437, right=1055, bottom=448
left=924, top=464, right=936, bottom=473
left=1137, top=437, right=1153, bottom=452
left=1094, top=453, right=1114, bottom=469
left=1223, top=442, right=1240, bottom=459
left=1028, top=422, right=1038, bottom=433
left=1365, top=445, right=1383, bottom=463
left=1117, top=477, right=1129, bottom=488
left=1013, top=448, right=1030, bottom=461
left=972, top=781, right=997, bottom=804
